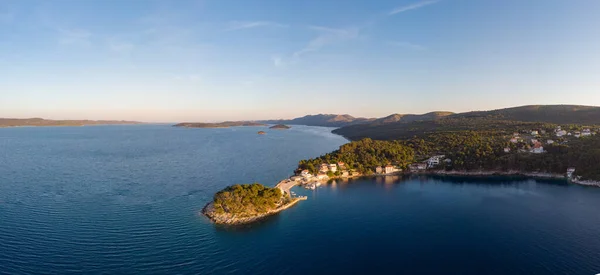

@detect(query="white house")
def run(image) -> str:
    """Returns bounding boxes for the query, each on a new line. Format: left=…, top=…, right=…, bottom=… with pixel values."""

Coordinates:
left=556, top=130, right=567, bottom=137
left=574, top=131, right=581, bottom=138
left=409, top=163, right=428, bottom=171
left=427, top=155, right=445, bottom=168
left=384, top=165, right=397, bottom=174
left=375, top=166, right=383, bottom=174
left=328, top=164, right=338, bottom=172
left=531, top=130, right=539, bottom=136
left=510, top=137, right=519, bottom=143
left=337, top=162, right=346, bottom=170
left=546, top=140, right=555, bottom=145
left=582, top=129, right=592, bottom=137
left=531, top=139, right=538, bottom=144
left=504, top=147, right=511, bottom=153
left=319, top=163, right=329, bottom=173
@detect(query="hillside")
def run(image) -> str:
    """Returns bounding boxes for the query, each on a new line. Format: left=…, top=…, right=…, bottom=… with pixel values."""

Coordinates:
left=371, top=111, right=454, bottom=125
left=0, top=118, right=141, bottom=127
left=452, top=105, right=600, bottom=124
left=334, top=105, right=600, bottom=141
left=259, top=114, right=374, bottom=127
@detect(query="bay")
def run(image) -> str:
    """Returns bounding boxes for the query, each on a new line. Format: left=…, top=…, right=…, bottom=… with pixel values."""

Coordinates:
left=1, top=125, right=599, bottom=274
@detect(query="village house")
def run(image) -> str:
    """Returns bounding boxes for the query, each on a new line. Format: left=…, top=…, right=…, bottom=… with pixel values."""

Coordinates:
left=582, top=129, right=592, bottom=137
left=504, top=147, right=511, bottom=153
left=300, top=169, right=311, bottom=177
left=319, top=163, right=329, bottom=173
left=556, top=130, right=567, bottom=137
left=427, top=155, right=445, bottom=168
left=375, top=166, right=383, bottom=174
left=328, top=164, right=338, bottom=172
left=341, top=171, right=349, bottom=177
left=316, top=173, right=329, bottom=180
left=567, top=132, right=572, bottom=136
left=531, top=130, right=539, bottom=136
left=530, top=142, right=544, bottom=154
left=540, top=130, right=546, bottom=134
left=531, top=139, right=538, bottom=144
left=510, top=137, right=519, bottom=143
left=513, top=132, right=519, bottom=137
left=574, top=131, right=581, bottom=138
left=384, top=164, right=398, bottom=174
left=337, top=162, right=346, bottom=170
left=546, top=139, right=555, bottom=145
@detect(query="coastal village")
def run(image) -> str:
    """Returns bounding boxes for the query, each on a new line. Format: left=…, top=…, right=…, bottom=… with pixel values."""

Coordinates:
left=275, top=125, right=600, bottom=194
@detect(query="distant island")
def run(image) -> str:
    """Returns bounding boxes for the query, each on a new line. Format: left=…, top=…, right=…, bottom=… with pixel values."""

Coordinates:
left=258, top=131, right=266, bottom=135
left=269, top=124, right=291, bottom=129
left=202, top=183, right=302, bottom=225
left=174, top=121, right=266, bottom=128
left=0, top=118, right=141, bottom=128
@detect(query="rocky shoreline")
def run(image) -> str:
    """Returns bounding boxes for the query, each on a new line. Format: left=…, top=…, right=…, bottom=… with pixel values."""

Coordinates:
left=420, top=169, right=600, bottom=187
left=202, top=198, right=301, bottom=225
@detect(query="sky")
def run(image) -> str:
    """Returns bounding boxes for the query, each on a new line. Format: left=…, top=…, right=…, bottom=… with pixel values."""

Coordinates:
left=1, top=0, right=599, bottom=122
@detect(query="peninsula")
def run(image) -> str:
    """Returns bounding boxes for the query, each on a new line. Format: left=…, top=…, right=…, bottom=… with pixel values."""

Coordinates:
left=202, top=183, right=303, bottom=225
left=0, top=118, right=141, bottom=127
left=269, top=124, right=291, bottom=129
left=174, top=121, right=265, bottom=128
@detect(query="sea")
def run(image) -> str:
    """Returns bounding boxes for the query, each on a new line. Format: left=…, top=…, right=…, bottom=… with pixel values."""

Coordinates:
left=1, top=125, right=599, bottom=274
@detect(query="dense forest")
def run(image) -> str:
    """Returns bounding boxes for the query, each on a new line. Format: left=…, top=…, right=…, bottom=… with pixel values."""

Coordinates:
left=299, top=132, right=600, bottom=181
left=212, top=184, right=284, bottom=216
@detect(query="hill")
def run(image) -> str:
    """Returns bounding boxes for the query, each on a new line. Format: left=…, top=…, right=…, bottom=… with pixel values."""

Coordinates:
left=371, top=111, right=454, bottom=125
left=0, top=118, right=141, bottom=127
left=259, top=114, right=374, bottom=127
left=333, top=105, right=600, bottom=141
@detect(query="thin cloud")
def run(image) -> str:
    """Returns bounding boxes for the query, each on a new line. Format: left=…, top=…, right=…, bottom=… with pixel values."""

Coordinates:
left=225, top=21, right=287, bottom=31
left=292, top=26, right=359, bottom=58
left=389, top=1, right=438, bottom=15
left=389, top=41, right=427, bottom=51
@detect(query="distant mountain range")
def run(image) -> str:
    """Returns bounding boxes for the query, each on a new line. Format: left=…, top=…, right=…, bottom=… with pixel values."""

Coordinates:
left=258, top=114, right=374, bottom=128
left=0, top=118, right=141, bottom=127
left=333, top=105, right=600, bottom=140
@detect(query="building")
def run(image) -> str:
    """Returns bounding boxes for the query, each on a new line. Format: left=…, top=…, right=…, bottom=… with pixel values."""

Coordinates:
left=546, top=140, right=555, bottom=145
left=300, top=170, right=311, bottom=177
left=316, top=173, right=329, bottom=180
left=384, top=165, right=397, bottom=174
left=409, top=163, right=428, bottom=171
left=531, top=130, right=539, bottom=136
left=504, top=147, right=511, bottom=153
left=567, top=168, right=576, bottom=178
left=556, top=130, right=567, bottom=137
left=337, top=162, right=346, bottom=169
left=531, top=139, right=538, bottom=144
left=530, top=142, right=544, bottom=154
left=540, top=130, right=546, bottom=134
left=427, top=155, right=445, bottom=168
left=582, top=129, right=592, bottom=137
left=341, top=171, right=349, bottom=177
left=513, top=132, right=520, bottom=137
left=510, top=137, right=519, bottom=143
left=574, top=131, right=581, bottom=138
left=319, top=163, right=329, bottom=173
left=328, top=164, right=338, bottom=172
left=375, top=166, right=383, bottom=174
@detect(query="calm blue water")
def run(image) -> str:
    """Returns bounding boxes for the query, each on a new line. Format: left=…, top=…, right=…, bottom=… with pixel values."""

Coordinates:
left=1, top=125, right=600, bottom=274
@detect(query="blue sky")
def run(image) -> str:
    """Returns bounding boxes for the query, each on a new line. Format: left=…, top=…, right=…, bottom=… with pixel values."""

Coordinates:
left=1, top=0, right=599, bottom=122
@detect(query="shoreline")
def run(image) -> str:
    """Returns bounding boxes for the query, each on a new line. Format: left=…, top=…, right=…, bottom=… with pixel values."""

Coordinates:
left=202, top=198, right=301, bottom=225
